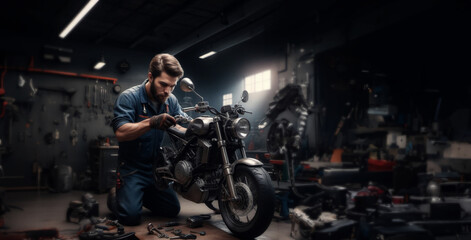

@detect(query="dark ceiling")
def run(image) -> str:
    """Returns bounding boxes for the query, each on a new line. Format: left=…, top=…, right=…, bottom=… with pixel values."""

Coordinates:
left=0, top=0, right=299, bottom=55
left=1, top=0, right=365, bottom=57
left=4, top=0, right=461, bottom=59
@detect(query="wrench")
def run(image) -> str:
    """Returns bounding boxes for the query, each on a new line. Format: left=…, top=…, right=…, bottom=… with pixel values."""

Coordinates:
left=190, top=230, right=206, bottom=236
left=147, top=223, right=168, bottom=238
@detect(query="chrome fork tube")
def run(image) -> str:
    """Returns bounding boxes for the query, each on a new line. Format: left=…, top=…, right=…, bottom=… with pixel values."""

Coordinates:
left=239, top=139, right=247, bottom=158
left=214, top=118, right=238, bottom=200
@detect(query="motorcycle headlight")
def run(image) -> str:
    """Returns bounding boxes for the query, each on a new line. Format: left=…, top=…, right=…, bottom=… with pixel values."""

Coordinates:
left=231, top=118, right=251, bottom=139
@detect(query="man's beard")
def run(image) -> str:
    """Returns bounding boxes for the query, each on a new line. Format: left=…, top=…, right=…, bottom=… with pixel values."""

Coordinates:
left=150, top=79, right=167, bottom=103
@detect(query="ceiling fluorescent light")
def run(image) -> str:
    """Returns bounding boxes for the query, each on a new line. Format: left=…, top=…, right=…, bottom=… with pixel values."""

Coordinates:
left=94, top=55, right=106, bottom=70
left=59, top=0, right=99, bottom=39
left=94, top=60, right=106, bottom=70
left=199, top=51, right=217, bottom=59
left=58, top=56, right=72, bottom=63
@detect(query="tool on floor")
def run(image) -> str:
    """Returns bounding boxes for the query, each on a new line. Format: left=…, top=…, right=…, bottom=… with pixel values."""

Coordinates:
left=159, top=221, right=181, bottom=228
left=169, top=233, right=197, bottom=239
left=172, top=229, right=182, bottom=235
left=186, top=214, right=211, bottom=228
left=147, top=223, right=168, bottom=238
left=79, top=230, right=138, bottom=240
left=190, top=230, right=206, bottom=236
left=67, top=193, right=99, bottom=223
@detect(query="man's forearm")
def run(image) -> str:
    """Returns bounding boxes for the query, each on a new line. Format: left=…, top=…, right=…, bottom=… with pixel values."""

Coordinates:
left=115, top=119, right=151, bottom=142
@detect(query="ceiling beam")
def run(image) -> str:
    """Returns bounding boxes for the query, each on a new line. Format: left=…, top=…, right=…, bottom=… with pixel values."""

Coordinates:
left=129, top=0, right=198, bottom=49
left=94, top=0, right=153, bottom=45
left=163, top=0, right=283, bottom=55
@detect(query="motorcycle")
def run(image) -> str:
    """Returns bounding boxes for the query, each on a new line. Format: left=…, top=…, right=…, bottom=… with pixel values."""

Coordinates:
left=258, top=84, right=313, bottom=199
left=153, top=78, right=275, bottom=239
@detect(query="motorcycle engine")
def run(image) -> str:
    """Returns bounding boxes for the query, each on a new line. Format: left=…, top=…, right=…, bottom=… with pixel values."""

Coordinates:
left=174, top=160, right=193, bottom=186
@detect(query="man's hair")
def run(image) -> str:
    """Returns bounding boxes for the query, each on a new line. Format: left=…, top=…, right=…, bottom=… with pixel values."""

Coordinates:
left=149, top=53, right=184, bottom=79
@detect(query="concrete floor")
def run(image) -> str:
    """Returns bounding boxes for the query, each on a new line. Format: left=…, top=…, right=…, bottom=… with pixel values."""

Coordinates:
left=1, top=190, right=292, bottom=240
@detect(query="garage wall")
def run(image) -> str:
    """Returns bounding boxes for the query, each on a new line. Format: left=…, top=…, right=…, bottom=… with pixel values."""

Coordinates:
left=0, top=37, right=156, bottom=188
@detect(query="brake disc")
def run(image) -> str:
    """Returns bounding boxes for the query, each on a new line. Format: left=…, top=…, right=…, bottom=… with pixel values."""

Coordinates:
left=229, top=182, right=254, bottom=217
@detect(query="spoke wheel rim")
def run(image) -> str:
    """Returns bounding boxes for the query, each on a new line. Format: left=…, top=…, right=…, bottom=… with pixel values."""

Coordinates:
left=229, top=182, right=254, bottom=217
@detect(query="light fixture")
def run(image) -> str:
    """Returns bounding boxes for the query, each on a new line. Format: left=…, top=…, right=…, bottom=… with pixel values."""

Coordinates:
left=93, top=56, right=106, bottom=70
left=59, top=0, right=99, bottom=39
left=196, top=23, right=264, bottom=60
left=43, top=45, right=73, bottom=63
left=199, top=51, right=217, bottom=59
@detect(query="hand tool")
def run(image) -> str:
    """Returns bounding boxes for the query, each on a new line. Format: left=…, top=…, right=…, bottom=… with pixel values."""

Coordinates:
left=147, top=223, right=168, bottom=238
left=190, top=231, right=206, bottom=236
left=172, top=229, right=182, bottom=235
left=29, top=78, right=37, bottom=96
left=85, top=85, right=90, bottom=108
left=94, top=84, right=98, bottom=108
left=159, top=221, right=181, bottom=228
left=186, top=214, right=210, bottom=228
left=169, top=234, right=197, bottom=239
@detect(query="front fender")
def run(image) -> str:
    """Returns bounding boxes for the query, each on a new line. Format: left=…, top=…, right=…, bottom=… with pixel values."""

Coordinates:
left=231, top=158, right=263, bottom=173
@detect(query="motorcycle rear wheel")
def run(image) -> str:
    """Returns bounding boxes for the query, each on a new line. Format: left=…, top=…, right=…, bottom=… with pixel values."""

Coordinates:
left=218, top=165, right=275, bottom=239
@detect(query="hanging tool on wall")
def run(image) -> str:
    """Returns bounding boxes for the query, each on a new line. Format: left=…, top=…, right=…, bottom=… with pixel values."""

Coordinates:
left=100, top=86, right=104, bottom=113
left=85, top=85, right=91, bottom=108
left=94, top=83, right=98, bottom=108
left=70, top=112, right=79, bottom=146
left=64, top=112, right=70, bottom=126
left=29, top=78, right=37, bottom=96
left=70, top=129, right=78, bottom=146
left=18, top=74, right=26, bottom=87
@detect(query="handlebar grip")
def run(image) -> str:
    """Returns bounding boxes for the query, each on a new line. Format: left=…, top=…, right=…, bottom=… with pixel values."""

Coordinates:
left=182, top=106, right=197, bottom=112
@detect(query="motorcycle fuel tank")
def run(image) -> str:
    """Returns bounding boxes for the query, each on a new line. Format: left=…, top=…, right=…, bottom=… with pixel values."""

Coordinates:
left=187, top=117, right=213, bottom=136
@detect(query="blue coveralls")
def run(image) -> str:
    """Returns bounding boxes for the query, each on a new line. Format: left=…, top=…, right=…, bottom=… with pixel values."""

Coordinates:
left=110, top=79, right=188, bottom=226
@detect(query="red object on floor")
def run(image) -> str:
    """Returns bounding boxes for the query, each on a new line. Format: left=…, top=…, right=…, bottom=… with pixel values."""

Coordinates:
left=392, top=196, right=404, bottom=204
left=367, top=158, right=395, bottom=171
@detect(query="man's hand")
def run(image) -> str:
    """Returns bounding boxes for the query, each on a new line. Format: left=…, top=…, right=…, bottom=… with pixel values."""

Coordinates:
left=150, top=113, right=176, bottom=130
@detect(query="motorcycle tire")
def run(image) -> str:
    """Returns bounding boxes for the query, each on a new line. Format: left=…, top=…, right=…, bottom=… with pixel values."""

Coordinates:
left=218, top=165, right=275, bottom=239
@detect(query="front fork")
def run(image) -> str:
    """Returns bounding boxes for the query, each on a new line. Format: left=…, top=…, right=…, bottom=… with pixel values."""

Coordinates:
left=214, top=119, right=238, bottom=201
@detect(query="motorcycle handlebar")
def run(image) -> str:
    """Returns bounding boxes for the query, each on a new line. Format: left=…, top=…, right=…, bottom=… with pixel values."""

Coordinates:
left=235, top=106, right=252, bottom=115
left=182, top=106, right=197, bottom=112
left=183, top=101, right=210, bottom=113
left=183, top=102, right=251, bottom=116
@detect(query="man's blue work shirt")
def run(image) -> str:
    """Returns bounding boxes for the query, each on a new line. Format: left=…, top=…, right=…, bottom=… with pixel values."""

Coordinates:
left=111, top=79, right=188, bottom=170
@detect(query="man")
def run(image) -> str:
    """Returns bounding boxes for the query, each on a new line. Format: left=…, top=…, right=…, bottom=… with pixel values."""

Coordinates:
left=110, top=53, right=189, bottom=226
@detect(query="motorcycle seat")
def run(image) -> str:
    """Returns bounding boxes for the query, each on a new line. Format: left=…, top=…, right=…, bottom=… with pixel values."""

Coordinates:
left=167, top=126, right=187, bottom=139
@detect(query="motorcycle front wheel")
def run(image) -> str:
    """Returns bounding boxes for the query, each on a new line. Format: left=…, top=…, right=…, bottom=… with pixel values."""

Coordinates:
left=219, top=165, right=275, bottom=239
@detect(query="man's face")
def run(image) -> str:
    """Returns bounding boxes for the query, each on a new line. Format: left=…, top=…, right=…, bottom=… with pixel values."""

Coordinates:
left=149, top=71, right=178, bottom=103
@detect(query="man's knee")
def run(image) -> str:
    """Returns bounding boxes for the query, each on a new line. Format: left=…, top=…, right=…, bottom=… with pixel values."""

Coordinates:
left=117, top=201, right=142, bottom=226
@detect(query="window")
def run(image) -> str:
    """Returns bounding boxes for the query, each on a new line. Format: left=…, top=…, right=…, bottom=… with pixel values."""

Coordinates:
left=244, top=70, right=271, bottom=93
left=223, top=93, right=232, bottom=106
